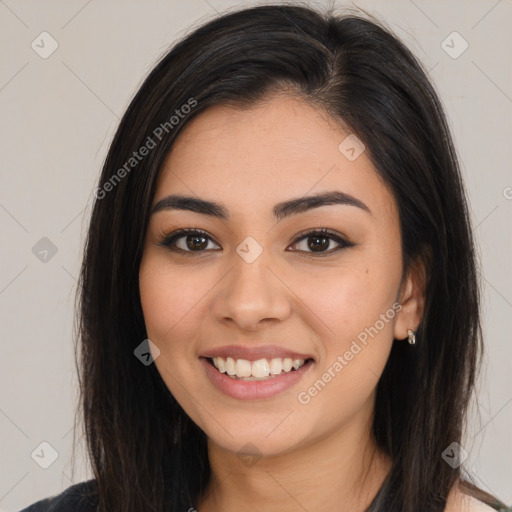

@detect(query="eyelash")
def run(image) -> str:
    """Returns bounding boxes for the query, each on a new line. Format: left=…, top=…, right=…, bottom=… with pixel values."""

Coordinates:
left=157, top=227, right=354, bottom=257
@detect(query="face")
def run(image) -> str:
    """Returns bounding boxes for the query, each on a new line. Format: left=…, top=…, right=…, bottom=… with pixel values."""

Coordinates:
left=139, top=94, right=420, bottom=460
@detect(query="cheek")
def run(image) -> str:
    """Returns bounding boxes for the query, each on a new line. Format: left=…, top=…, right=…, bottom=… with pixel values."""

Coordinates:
left=139, top=256, right=209, bottom=407
left=292, top=275, right=398, bottom=430
left=138, top=254, right=208, bottom=362
left=291, top=247, right=401, bottom=401
left=293, top=251, right=401, bottom=345
left=140, top=251, right=204, bottom=328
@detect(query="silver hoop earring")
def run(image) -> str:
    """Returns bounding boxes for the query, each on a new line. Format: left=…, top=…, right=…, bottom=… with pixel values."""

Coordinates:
left=407, top=329, right=416, bottom=345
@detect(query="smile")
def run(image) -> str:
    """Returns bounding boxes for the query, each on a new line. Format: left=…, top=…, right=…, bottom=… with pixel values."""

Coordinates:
left=209, top=356, right=308, bottom=380
left=200, top=356, right=315, bottom=400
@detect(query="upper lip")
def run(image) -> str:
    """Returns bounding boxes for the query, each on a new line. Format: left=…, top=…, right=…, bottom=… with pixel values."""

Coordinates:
left=200, top=344, right=315, bottom=362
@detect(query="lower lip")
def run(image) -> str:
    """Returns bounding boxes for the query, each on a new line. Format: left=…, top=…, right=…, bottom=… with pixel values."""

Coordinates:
left=200, top=357, right=314, bottom=400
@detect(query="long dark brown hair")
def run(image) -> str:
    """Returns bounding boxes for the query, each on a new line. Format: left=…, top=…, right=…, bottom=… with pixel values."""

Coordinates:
left=72, top=3, right=507, bottom=511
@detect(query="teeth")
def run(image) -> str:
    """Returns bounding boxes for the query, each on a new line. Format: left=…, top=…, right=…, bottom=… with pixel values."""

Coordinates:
left=292, top=359, right=303, bottom=370
left=225, top=357, right=236, bottom=376
left=235, top=359, right=252, bottom=377
left=211, top=356, right=306, bottom=379
left=252, top=359, right=270, bottom=378
left=269, top=358, right=283, bottom=375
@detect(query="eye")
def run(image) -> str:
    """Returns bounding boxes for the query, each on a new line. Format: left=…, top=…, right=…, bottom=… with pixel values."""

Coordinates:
left=157, top=227, right=353, bottom=256
left=157, top=228, right=221, bottom=254
left=287, top=228, right=353, bottom=256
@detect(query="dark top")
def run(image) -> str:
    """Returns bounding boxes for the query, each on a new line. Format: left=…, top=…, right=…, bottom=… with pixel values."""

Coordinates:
left=19, top=480, right=98, bottom=512
left=19, top=479, right=512, bottom=512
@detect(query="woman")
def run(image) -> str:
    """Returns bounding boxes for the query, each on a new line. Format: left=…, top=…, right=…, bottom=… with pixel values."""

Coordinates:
left=20, top=4, right=510, bottom=512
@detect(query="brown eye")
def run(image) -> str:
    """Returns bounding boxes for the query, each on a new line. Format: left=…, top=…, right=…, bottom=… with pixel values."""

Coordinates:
left=288, top=228, right=353, bottom=256
left=158, top=229, right=220, bottom=254
left=306, top=234, right=331, bottom=252
left=183, top=233, right=208, bottom=251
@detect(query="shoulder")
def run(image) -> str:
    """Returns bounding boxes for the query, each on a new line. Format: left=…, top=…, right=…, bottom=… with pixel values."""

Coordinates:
left=445, top=485, right=502, bottom=512
left=18, top=480, right=98, bottom=512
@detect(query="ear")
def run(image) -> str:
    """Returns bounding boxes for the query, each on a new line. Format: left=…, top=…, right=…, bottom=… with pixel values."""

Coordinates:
left=393, top=255, right=428, bottom=341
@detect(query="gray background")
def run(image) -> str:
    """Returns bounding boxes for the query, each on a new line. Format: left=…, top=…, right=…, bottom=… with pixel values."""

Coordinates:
left=0, top=0, right=511, bottom=510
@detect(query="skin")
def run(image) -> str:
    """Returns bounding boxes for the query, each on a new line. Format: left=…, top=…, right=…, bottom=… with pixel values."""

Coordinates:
left=139, top=93, right=427, bottom=511
left=446, top=487, right=497, bottom=512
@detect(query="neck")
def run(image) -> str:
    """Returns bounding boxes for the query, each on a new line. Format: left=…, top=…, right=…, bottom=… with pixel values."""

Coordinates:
left=196, top=406, right=391, bottom=512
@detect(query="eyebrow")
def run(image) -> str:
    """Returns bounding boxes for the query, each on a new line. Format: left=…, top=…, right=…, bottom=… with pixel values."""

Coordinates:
left=150, top=190, right=371, bottom=221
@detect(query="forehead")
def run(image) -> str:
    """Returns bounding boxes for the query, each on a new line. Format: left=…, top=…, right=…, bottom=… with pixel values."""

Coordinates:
left=154, top=95, right=395, bottom=221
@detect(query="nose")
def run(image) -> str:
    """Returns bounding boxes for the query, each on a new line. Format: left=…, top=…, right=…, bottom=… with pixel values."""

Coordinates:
left=212, top=248, right=292, bottom=331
